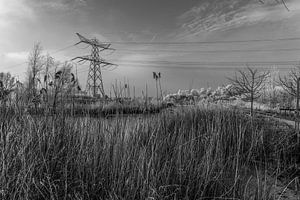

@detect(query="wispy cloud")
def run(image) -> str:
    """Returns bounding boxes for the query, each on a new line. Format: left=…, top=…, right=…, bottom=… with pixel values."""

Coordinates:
left=0, top=51, right=29, bottom=75
left=34, top=0, right=87, bottom=11
left=90, top=33, right=110, bottom=42
left=175, top=0, right=300, bottom=39
left=4, top=51, right=29, bottom=61
left=0, top=0, right=35, bottom=28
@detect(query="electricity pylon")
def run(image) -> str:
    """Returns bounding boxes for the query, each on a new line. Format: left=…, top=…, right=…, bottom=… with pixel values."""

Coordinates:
left=72, top=33, right=116, bottom=98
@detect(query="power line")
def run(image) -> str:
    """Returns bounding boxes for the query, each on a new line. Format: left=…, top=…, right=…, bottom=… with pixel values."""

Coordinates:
left=5, top=36, right=300, bottom=78
left=73, top=60, right=300, bottom=72
left=114, top=47, right=300, bottom=54
left=1, top=44, right=76, bottom=71
left=50, top=44, right=76, bottom=54
left=9, top=57, right=300, bottom=77
left=103, top=36, right=300, bottom=45
left=1, top=62, right=28, bottom=70
left=111, top=60, right=300, bottom=66
left=3, top=36, right=300, bottom=71
left=75, top=65, right=292, bottom=71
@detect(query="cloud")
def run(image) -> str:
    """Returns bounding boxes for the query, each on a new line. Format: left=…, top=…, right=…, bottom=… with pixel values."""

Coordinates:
left=0, top=0, right=35, bottom=28
left=90, top=33, right=110, bottom=42
left=4, top=51, right=29, bottom=61
left=31, top=0, right=87, bottom=11
left=0, top=51, right=29, bottom=76
left=117, top=53, right=155, bottom=63
left=175, top=0, right=300, bottom=39
left=114, top=50, right=171, bottom=66
left=0, top=0, right=87, bottom=27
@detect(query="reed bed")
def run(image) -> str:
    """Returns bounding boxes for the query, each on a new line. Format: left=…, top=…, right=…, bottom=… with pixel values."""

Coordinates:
left=21, top=101, right=171, bottom=117
left=0, top=106, right=298, bottom=199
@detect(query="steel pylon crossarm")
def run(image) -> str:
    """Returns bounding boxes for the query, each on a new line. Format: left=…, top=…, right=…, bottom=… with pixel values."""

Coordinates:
left=72, top=33, right=116, bottom=98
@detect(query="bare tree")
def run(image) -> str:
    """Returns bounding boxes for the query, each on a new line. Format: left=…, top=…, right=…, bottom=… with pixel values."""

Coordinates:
left=278, top=66, right=300, bottom=97
left=263, top=67, right=279, bottom=105
left=228, top=67, right=269, bottom=116
left=0, top=72, right=16, bottom=105
left=26, top=43, right=45, bottom=106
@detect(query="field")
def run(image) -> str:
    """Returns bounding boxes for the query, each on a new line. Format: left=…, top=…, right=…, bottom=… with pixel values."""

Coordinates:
left=2, top=0, right=300, bottom=199
left=0, top=105, right=299, bottom=199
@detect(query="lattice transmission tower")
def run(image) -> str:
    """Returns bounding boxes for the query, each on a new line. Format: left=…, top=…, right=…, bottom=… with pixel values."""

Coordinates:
left=72, top=33, right=116, bottom=98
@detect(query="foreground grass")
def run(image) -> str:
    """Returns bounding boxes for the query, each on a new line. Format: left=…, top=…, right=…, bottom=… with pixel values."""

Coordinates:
left=0, top=106, right=299, bottom=199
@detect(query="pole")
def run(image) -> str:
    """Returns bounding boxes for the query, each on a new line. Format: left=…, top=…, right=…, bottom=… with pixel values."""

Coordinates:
left=297, top=78, right=300, bottom=144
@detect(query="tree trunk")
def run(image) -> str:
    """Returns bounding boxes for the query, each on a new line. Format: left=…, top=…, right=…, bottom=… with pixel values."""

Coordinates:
left=251, top=75, right=255, bottom=117
left=250, top=92, right=254, bottom=117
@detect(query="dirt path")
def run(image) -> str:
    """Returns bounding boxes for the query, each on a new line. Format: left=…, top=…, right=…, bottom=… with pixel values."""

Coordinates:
left=241, top=107, right=298, bottom=129
left=250, top=112, right=300, bottom=199
left=271, top=116, right=297, bottom=129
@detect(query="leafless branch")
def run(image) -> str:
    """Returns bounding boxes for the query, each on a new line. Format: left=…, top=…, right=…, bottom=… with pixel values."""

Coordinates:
left=227, top=66, right=269, bottom=116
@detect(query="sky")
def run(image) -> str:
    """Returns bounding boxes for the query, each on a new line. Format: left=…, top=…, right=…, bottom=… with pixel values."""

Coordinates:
left=1, top=0, right=300, bottom=96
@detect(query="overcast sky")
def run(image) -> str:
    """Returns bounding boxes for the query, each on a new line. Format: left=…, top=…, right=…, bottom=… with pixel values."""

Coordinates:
left=1, top=0, right=300, bottom=95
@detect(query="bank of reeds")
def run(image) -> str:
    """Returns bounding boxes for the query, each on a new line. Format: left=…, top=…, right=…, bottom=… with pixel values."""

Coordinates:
left=0, top=106, right=298, bottom=199
left=3, top=101, right=172, bottom=118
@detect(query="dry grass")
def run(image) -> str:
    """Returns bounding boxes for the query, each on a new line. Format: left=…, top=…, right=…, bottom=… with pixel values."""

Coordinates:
left=0, top=106, right=298, bottom=199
